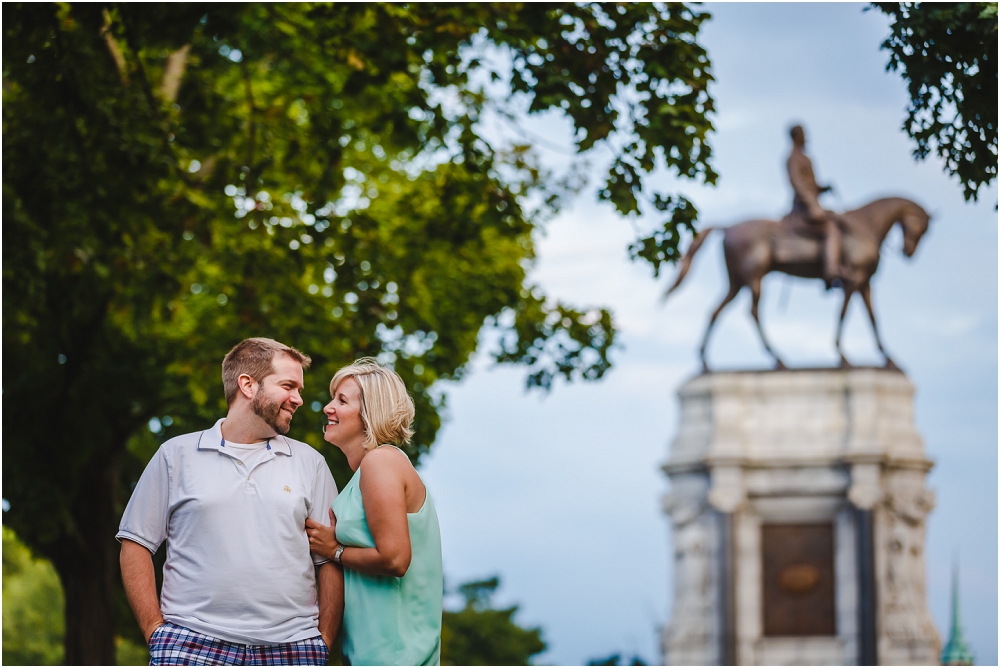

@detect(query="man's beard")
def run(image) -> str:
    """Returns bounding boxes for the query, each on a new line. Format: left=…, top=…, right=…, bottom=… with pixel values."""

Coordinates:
left=251, top=391, right=292, bottom=435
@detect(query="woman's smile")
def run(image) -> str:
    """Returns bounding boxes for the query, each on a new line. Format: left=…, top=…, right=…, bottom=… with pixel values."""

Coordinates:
left=323, top=377, right=367, bottom=451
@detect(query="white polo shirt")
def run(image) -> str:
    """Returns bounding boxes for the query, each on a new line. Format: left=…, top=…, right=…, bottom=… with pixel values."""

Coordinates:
left=117, top=418, right=338, bottom=645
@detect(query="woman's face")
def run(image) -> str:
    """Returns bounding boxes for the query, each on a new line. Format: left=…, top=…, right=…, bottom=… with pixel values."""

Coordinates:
left=323, top=377, right=366, bottom=448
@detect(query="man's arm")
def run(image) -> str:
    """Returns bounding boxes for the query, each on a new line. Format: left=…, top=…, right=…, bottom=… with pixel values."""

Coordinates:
left=120, top=539, right=165, bottom=642
left=316, top=561, right=344, bottom=651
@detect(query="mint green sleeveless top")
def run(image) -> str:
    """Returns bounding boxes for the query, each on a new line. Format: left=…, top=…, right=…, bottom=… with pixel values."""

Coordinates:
left=332, top=447, right=443, bottom=666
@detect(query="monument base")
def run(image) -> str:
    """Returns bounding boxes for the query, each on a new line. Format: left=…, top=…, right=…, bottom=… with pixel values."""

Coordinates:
left=661, top=368, right=940, bottom=666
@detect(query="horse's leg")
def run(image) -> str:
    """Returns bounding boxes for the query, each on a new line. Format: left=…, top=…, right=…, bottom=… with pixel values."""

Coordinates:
left=835, top=287, right=856, bottom=368
left=700, top=284, right=741, bottom=373
left=748, top=277, right=786, bottom=370
left=860, top=284, right=898, bottom=370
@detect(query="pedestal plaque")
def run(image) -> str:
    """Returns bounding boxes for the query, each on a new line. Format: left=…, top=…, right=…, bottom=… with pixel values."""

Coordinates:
left=660, top=368, right=940, bottom=666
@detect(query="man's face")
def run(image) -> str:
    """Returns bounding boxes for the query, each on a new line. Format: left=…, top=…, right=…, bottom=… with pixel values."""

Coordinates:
left=250, top=354, right=304, bottom=435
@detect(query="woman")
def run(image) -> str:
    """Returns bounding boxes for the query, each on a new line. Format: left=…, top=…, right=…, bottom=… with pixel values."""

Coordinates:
left=306, top=358, right=442, bottom=666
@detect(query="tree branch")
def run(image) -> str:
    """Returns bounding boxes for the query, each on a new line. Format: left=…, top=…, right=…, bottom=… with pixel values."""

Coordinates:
left=241, top=56, right=258, bottom=187
left=160, top=44, right=191, bottom=103
left=99, top=8, right=129, bottom=85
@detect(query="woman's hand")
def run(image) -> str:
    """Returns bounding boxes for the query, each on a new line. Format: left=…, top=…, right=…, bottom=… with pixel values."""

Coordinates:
left=306, top=508, right=340, bottom=561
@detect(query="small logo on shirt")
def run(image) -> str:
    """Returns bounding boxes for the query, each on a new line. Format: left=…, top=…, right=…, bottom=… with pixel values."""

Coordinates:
left=283, top=486, right=291, bottom=493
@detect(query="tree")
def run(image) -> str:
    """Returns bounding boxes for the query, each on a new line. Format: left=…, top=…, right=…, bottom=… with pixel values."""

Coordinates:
left=3, top=3, right=715, bottom=662
left=873, top=2, right=998, bottom=201
left=1, top=526, right=150, bottom=665
left=441, top=576, right=546, bottom=665
left=588, top=653, right=648, bottom=665
left=2, top=526, right=65, bottom=666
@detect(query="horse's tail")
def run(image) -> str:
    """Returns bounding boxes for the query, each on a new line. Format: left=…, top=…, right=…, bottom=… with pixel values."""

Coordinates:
left=662, top=227, right=717, bottom=301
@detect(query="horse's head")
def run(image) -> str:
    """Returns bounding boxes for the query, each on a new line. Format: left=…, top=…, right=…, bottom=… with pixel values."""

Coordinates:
left=899, top=200, right=930, bottom=257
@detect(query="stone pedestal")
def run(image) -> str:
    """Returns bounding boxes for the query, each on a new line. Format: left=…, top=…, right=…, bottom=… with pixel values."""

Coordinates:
left=660, top=369, right=940, bottom=666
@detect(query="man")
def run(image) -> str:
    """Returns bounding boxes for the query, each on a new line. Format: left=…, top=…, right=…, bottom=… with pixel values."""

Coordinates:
left=118, top=337, right=341, bottom=666
left=786, top=124, right=843, bottom=288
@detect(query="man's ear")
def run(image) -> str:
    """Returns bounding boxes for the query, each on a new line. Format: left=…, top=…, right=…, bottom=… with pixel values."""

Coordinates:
left=238, top=373, right=257, bottom=401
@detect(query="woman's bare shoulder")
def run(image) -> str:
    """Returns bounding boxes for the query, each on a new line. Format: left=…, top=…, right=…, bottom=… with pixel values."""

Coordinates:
left=360, top=446, right=412, bottom=474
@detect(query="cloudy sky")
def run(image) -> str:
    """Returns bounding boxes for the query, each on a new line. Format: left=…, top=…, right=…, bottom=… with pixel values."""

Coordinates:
left=419, top=4, right=997, bottom=664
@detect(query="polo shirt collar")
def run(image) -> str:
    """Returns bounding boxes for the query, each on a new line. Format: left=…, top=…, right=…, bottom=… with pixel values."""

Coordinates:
left=269, top=434, right=293, bottom=456
left=197, top=418, right=293, bottom=456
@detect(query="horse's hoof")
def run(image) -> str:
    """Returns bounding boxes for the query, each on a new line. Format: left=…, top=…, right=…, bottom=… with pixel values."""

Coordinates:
left=884, top=358, right=900, bottom=372
left=839, top=356, right=852, bottom=369
left=774, top=360, right=788, bottom=371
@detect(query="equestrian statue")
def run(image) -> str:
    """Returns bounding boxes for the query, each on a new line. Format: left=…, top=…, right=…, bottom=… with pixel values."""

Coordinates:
left=666, top=124, right=931, bottom=372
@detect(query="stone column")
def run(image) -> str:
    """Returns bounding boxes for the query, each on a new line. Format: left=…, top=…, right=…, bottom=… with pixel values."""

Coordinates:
left=661, top=368, right=940, bottom=666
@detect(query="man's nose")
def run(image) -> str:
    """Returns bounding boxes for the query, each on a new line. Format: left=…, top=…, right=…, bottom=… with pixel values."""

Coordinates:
left=289, top=389, right=303, bottom=407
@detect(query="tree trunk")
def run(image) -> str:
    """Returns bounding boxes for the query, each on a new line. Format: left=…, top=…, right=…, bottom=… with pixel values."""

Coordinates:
left=48, top=457, right=122, bottom=665
left=57, top=551, right=118, bottom=665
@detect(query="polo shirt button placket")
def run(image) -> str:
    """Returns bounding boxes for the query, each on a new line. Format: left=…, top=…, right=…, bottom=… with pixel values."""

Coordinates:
left=233, top=459, right=257, bottom=495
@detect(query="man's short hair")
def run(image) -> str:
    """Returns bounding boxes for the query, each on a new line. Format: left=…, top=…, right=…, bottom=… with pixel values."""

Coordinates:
left=222, top=338, right=311, bottom=406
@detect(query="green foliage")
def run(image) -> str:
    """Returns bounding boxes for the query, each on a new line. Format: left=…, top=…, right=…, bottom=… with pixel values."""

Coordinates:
left=2, top=526, right=65, bottom=666
left=3, top=3, right=714, bottom=660
left=587, top=653, right=648, bottom=665
left=492, top=4, right=718, bottom=214
left=441, top=576, right=546, bottom=666
left=115, top=637, right=150, bottom=666
left=494, top=290, right=616, bottom=390
left=873, top=2, right=998, bottom=200
left=2, top=526, right=148, bottom=665
left=627, top=195, right=699, bottom=277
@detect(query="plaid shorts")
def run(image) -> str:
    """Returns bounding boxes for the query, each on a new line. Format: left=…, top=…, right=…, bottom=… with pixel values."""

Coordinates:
left=148, top=622, right=329, bottom=666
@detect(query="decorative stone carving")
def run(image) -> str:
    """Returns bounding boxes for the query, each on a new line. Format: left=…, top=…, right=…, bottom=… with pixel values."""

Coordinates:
left=661, top=481, right=721, bottom=665
left=708, top=465, right=745, bottom=513
left=663, top=513, right=719, bottom=663
left=847, top=460, right=883, bottom=509
left=878, top=480, right=940, bottom=664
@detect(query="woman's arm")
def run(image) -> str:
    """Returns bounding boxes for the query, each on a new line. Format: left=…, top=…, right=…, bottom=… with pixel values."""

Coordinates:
left=306, top=509, right=339, bottom=561
left=306, top=448, right=413, bottom=577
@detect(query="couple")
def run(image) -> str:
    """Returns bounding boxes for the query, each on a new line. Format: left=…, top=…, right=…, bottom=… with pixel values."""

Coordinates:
left=117, top=337, right=442, bottom=666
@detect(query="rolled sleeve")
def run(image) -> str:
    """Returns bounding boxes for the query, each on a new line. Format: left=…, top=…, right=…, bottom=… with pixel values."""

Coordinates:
left=309, top=458, right=339, bottom=565
left=116, top=446, right=170, bottom=553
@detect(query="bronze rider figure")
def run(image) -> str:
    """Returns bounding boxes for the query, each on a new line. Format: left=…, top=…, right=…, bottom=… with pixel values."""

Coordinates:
left=787, top=124, right=843, bottom=288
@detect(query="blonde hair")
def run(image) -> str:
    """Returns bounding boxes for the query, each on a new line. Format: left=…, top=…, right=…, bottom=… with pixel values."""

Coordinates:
left=222, top=338, right=311, bottom=406
left=330, top=357, right=414, bottom=451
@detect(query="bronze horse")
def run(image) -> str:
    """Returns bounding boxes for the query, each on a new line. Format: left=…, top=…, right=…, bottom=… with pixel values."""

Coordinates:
left=665, top=197, right=931, bottom=371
